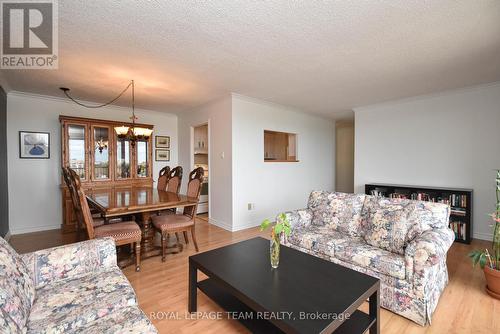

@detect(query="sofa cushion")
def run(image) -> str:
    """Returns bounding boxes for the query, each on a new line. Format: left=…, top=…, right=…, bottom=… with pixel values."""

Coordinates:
left=287, top=226, right=336, bottom=258
left=308, top=191, right=366, bottom=237
left=406, top=201, right=451, bottom=242
left=0, top=237, right=35, bottom=329
left=287, top=226, right=361, bottom=259
left=75, top=306, right=157, bottom=334
left=362, top=196, right=414, bottom=255
left=335, top=239, right=407, bottom=280
left=27, top=268, right=137, bottom=333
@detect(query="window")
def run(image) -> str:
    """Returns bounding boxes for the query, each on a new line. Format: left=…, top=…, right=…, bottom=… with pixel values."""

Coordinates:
left=93, top=127, right=110, bottom=179
left=264, top=130, right=298, bottom=162
left=136, top=141, right=148, bottom=178
left=116, top=139, right=130, bottom=178
left=68, top=124, right=86, bottom=179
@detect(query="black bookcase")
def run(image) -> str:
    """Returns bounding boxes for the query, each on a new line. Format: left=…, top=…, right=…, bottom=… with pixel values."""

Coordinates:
left=365, top=183, right=473, bottom=244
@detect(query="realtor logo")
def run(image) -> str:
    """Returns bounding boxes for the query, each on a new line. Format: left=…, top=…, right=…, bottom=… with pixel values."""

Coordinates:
left=1, top=0, right=58, bottom=69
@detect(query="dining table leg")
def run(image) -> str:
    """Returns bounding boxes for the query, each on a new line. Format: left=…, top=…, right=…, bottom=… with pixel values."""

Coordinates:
left=139, top=212, right=156, bottom=252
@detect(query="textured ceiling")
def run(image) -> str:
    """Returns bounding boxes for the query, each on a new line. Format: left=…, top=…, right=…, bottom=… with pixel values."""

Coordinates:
left=1, top=1, right=500, bottom=118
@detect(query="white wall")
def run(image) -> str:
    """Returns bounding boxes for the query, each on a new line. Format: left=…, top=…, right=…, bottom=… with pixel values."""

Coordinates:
left=232, top=94, right=335, bottom=231
left=177, top=96, right=233, bottom=230
left=354, top=82, right=500, bottom=240
left=7, top=92, right=178, bottom=234
left=335, top=120, right=354, bottom=193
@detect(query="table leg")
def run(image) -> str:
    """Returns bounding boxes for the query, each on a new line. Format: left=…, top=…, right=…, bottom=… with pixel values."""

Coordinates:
left=369, top=287, right=380, bottom=334
left=188, top=259, right=197, bottom=313
left=140, top=212, right=154, bottom=250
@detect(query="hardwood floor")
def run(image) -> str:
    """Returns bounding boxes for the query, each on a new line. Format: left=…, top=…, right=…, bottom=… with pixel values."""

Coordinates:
left=9, top=221, right=499, bottom=334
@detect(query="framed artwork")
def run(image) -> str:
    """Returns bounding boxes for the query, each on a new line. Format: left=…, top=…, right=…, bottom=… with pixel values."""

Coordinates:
left=155, top=149, right=170, bottom=161
left=19, top=131, right=50, bottom=159
left=155, top=136, right=170, bottom=148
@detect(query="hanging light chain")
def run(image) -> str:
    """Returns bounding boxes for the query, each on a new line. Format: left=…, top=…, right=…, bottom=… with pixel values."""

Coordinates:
left=60, top=81, right=134, bottom=109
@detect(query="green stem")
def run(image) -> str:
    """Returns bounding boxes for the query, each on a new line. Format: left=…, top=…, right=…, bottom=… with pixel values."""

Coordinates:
left=494, top=170, right=500, bottom=269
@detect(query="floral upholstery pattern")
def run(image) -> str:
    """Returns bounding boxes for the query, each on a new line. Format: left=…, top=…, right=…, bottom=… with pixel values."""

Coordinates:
left=407, top=201, right=451, bottom=241
left=307, top=191, right=366, bottom=237
left=0, top=237, right=157, bottom=333
left=334, top=239, right=406, bottom=280
left=27, top=268, right=137, bottom=333
left=0, top=236, right=35, bottom=330
left=286, top=226, right=355, bottom=259
left=21, top=237, right=117, bottom=289
left=405, top=228, right=455, bottom=267
left=283, top=208, right=313, bottom=229
left=76, top=306, right=158, bottom=334
left=362, top=196, right=415, bottom=255
left=283, top=191, right=454, bottom=326
left=1, top=299, right=23, bottom=334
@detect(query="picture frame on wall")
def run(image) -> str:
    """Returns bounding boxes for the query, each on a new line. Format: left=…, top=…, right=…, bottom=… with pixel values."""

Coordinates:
left=155, top=149, right=170, bottom=161
left=19, top=131, right=50, bottom=159
left=155, top=136, right=170, bottom=148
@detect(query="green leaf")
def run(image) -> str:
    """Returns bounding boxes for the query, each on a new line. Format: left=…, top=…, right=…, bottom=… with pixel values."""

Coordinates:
left=479, top=254, right=487, bottom=269
left=260, top=219, right=271, bottom=231
left=274, top=224, right=283, bottom=236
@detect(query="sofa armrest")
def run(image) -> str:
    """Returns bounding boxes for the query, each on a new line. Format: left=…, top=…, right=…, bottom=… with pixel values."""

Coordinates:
left=21, top=237, right=117, bottom=288
left=405, top=227, right=455, bottom=268
left=281, top=208, right=313, bottom=229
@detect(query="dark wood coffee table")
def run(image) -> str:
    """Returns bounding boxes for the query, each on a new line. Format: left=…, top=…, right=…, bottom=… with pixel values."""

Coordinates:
left=189, top=237, right=380, bottom=334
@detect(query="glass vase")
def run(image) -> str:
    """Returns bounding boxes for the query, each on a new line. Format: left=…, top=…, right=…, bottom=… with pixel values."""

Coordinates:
left=270, top=237, right=280, bottom=268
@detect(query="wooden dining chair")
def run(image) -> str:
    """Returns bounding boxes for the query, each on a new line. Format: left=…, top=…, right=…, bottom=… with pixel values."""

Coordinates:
left=157, top=166, right=183, bottom=231
left=157, top=166, right=170, bottom=191
left=62, top=167, right=106, bottom=233
left=71, top=168, right=143, bottom=271
left=65, top=167, right=125, bottom=226
left=165, top=166, right=183, bottom=194
left=151, top=167, right=204, bottom=261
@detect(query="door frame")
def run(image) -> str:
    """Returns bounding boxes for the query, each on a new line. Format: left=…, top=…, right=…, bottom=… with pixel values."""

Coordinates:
left=190, top=120, right=210, bottom=218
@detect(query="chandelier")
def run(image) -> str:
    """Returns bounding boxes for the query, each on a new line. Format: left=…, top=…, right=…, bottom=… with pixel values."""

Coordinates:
left=60, top=80, right=153, bottom=147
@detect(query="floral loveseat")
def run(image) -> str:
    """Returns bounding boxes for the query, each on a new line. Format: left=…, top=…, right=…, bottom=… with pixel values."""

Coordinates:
left=0, top=236, right=157, bottom=333
left=283, top=191, right=455, bottom=326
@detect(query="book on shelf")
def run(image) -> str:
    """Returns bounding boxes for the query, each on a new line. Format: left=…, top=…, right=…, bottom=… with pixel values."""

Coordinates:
left=449, top=221, right=467, bottom=241
left=370, top=190, right=386, bottom=197
left=450, top=207, right=467, bottom=216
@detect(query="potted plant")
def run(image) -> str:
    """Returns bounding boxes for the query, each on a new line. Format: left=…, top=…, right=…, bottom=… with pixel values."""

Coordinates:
left=261, top=213, right=291, bottom=269
left=468, top=170, right=500, bottom=299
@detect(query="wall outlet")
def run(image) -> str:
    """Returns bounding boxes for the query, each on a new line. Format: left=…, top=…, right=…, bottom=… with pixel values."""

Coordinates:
left=247, top=203, right=255, bottom=210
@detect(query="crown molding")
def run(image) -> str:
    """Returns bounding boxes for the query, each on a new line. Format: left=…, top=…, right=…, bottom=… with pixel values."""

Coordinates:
left=353, top=80, right=500, bottom=113
left=231, top=92, right=335, bottom=122
left=7, top=90, right=177, bottom=117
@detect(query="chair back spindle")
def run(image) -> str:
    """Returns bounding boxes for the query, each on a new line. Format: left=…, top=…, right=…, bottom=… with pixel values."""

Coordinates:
left=183, top=167, right=204, bottom=217
left=157, top=166, right=170, bottom=191
left=166, top=166, right=183, bottom=194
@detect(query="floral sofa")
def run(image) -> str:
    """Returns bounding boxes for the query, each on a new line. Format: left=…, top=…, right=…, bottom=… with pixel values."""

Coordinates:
left=0, top=236, right=157, bottom=333
left=283, top=191, right=455, bottom=326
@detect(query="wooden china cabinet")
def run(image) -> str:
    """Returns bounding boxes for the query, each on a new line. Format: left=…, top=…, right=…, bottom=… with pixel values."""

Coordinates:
left=60, top=115, right=154, bottom=232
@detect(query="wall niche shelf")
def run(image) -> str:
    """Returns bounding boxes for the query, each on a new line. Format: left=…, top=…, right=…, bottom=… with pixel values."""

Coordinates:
left=264, top=130, right=298, bottom=162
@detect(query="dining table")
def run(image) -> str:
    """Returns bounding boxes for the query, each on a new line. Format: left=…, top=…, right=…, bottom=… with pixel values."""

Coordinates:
left=86, top=185, right=198, bottom=260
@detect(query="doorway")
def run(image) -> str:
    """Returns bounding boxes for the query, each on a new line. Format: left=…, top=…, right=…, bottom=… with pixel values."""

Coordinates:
left=335, top=120, right=355, bottom=193
left=192, top=123, right=209, bottom=218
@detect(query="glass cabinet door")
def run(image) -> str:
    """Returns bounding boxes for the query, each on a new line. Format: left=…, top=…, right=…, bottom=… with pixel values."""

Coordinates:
left=92, top=126, right=111, bottom=180
left=67, top=123, right=87, bottom=180
left=136, top=140, right=149, bottom=178
left=116, top=138, right=131, bottom=179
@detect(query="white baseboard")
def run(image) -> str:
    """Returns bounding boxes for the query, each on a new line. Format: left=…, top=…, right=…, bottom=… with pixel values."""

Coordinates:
left=473, top=232, right=493, bottom=241
left=11, top=225, right=60, bottom=235
left=208, top=218, right=232, bottom=232
left=231, top=221, right=261, bottom=232
left=4, top=230, right=11, bottom=241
